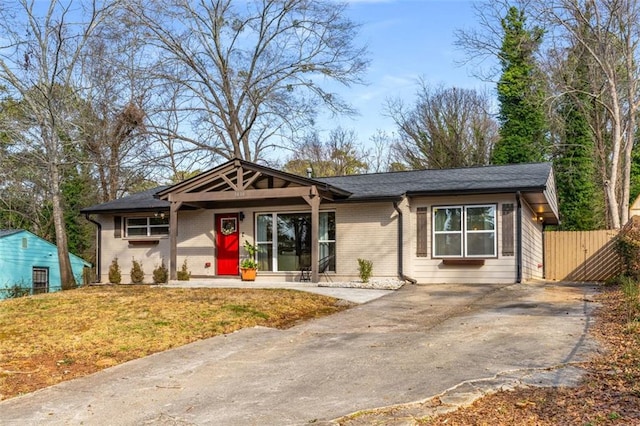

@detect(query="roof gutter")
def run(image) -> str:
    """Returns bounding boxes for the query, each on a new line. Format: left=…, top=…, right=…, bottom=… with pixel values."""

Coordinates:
left=516, top=191, right=523, bottom=284
left=84, top=214, right=101, bottom=283
left=405, top=186, right=546, bottom=198
left=393, top=200, right=417, bottom=285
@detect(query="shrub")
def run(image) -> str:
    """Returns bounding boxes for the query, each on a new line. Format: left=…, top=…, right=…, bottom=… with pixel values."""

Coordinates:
left=357, top=258, right=373, bottom=283
left=130, top=258, right=145, bottom=284
left=3, top=281, right=30, bottom=298
left=620, top=275, right=640, bottom=323
left=108, top=258, right=122, bottom=284
left=615, top=217, right=640, bottom=278
left=153, top=260, right=168, bottom=284
left=177, top=259, right=191, bottom=281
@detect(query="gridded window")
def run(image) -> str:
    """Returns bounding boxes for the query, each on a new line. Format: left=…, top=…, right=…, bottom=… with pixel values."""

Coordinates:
left=256, top=211, right=335, bottom=272
left=125, top=216, right=169, bottom=237
left=32, top=267, right=49, bottom=294
left=432, top=205, right=496, bottom=258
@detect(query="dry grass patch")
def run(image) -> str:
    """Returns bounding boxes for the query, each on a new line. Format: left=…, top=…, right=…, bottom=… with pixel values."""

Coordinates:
left=0, top=285, right=349, bottom=400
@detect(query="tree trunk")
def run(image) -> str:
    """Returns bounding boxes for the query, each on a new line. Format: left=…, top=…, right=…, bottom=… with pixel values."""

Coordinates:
left=51, top=163, right=76, bottom=290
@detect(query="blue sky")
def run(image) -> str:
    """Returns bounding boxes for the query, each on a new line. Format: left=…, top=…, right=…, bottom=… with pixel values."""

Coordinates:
left=319, top=0, right=492, bottom=146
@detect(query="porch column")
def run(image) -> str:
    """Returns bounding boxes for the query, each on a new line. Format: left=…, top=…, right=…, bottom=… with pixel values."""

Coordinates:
left=304, top=186, right=320, bottom=283
left=168, top=199, right=182, bottom=280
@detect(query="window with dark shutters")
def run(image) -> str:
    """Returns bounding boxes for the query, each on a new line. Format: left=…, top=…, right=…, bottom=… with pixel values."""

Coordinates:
left=114, top=216, right=122, bottom=238
left=502, top=204, right=514, bottom=256
left=416, top=207, right=428, bottom=257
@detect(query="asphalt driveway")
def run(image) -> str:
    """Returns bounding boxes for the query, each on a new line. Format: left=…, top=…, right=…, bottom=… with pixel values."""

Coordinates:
left=0, top=281, right=599, bottom=425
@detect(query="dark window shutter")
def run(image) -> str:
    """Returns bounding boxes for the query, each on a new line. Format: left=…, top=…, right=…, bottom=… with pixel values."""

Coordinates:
left=416, top=207, right=428, bottom=257
left=114, top=216, right=122, bottom=238
left=502, top=204, right=514, bottom=256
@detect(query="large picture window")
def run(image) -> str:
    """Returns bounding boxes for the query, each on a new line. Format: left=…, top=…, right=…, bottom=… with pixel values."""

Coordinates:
left=125, top=216, right=169, bottom=237
left=256, top=211, right=335, bottom=272
left=432, top=205, right=496, bottom=258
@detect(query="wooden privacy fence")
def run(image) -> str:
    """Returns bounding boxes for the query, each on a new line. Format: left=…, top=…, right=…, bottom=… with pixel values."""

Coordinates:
left=544, top=230, right=621, bottom=281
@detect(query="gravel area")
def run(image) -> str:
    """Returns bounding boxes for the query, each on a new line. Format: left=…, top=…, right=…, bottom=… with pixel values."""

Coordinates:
left=318, top=278, right=406, bottom=290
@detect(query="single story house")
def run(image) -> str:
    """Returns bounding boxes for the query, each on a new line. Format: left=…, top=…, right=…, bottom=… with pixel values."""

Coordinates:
left=81, top=159, right=559, bottom=285
left=0, top=229, right=92, bottom=299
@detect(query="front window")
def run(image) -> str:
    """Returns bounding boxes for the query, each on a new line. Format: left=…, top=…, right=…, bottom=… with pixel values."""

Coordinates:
left=125, top=216, right=169, bottom=237
left=432, top=205, right=496, bottom=258
left=256, top=211, right=335, bottom=272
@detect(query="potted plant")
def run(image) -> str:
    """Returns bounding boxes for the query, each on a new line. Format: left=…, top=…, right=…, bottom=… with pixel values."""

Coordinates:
left=240, top=240, right=258, bottom=281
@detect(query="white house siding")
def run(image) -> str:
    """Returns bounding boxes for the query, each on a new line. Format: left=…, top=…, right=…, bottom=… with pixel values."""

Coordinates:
left=98, top=213, right=170, bottom=284
left=406, top=194, right=519, bottom=284
left=232, top=201, right=398, bottom=282
left=332, top=202, right=399, bottom=281
left=520, top=200, right=544, bottom=281
left=175, top=210, right=216, bottom=278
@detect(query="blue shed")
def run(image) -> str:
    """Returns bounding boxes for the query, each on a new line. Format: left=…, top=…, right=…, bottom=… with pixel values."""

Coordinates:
left=0, top=229, right=91, bottom=299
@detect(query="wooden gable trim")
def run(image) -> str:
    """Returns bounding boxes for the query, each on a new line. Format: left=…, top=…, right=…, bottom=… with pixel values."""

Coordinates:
left=168, top=186, right=316, bottom=203
left=157, top=159, right=351, bottom=201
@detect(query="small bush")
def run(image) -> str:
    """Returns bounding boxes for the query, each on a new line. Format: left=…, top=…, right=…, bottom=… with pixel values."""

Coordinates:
left=620, top=275, right=640, bottom=323
left=108, top=258, right=122, bottom=284
left=130, top=258, right=145, bottom=284
left=357, top=258, right=373, bottom=283
left=3, top=282, right=30, bottom=298
left=615, top=218, right=640, bottom=278
left=153, top=260, right=168, bottom=284
left=177, top=259, right=191, bottom=281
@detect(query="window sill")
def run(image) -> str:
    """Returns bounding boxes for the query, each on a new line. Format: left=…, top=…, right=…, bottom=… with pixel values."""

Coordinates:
left=127, top=239, right=160, bottom=246
left=441, top=259, right=485, bottom=266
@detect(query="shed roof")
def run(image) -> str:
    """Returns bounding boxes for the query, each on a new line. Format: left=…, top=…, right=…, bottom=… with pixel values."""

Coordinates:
left=0, top=229, right=22, bottom=238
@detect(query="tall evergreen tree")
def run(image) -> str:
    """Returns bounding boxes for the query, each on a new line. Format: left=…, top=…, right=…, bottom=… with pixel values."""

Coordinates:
left=555, top=101, right=602, bottom=230
left=493, top=6, right=548, bottom=164
left=553, top=17, right=604, bottom=231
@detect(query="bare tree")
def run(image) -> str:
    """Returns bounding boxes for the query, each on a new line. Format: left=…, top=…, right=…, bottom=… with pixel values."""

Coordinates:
left=539, top=0, right=640, bottom=228
left=367, top=130, right=395, bottom=173
left=129, top=0, right=369, bottom=162
left=283, top=127, right=369, bottom=177
left=387, top=83, right=498, bottom=170
left=79, top=13, right=153, bottom=202
left=0, top=0, right=119, bottom=289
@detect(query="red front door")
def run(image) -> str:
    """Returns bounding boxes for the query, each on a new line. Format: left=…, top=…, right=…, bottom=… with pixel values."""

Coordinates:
left=216, top=214, right=240, bottom=275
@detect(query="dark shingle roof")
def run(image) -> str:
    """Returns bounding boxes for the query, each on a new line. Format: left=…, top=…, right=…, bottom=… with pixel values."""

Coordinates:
left=316, top=162, right=553, bottom=200
left=80, top=186, right=170, bottom=214
left=81, top=163, right=553, bottom=213
left=0, top=229, right=22, bottom=238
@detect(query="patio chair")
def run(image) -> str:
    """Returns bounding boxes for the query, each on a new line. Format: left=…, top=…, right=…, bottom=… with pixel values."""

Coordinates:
left=299, top=255, right=334, bottom=282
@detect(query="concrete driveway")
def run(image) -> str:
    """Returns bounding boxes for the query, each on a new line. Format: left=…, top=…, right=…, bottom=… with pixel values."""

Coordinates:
left=0, top=281, right=599, bottom=425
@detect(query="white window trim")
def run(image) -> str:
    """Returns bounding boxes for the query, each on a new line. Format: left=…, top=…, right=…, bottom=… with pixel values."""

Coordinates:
left=432, top=205, right=463, bottom=258
left=256, top=210, right=335, bottom=272
left=125, top=216, right=170, bottom=238
left=432, top=204, right=497, bottom=259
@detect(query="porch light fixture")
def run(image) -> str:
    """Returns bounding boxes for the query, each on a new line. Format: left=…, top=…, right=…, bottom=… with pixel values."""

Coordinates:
left=154, top=211, right=166, bottom=219
left=239, top=211, right=245, bottom=221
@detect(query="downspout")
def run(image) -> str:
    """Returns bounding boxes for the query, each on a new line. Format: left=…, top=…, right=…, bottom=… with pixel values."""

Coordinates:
left=393, top=201, right=418, bottom=285
left=516, top=191, right=523, bottom=284
left=84, top=214, right=101, bottom=283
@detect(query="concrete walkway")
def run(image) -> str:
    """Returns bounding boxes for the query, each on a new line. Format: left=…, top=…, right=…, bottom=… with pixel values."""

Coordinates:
left=0, top=281, right=599, bottom=425
left=162, top=278, right=396, bottom=304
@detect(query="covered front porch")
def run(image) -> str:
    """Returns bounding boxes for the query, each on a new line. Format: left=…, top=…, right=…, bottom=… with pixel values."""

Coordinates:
left=155, top=159, right=351, bottom=283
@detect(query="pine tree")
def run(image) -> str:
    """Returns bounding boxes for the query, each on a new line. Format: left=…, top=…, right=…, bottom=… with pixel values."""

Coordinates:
left=493, top=7, right=548, bottom=165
